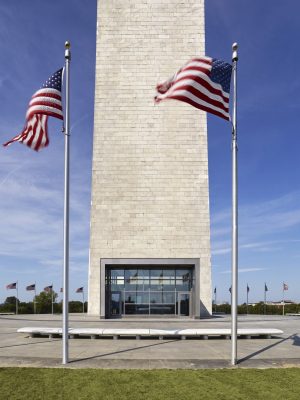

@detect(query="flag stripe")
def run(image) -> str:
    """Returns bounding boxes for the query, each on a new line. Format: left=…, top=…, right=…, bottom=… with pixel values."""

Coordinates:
left=29, top=97, right=62, bottom=109
left=174, top=70, right=230, bottom=101
left=32, top=88, right=62, bottom=98
left=159, top=92, right=230, bottom=120
left=3, top=68, right=63, bottom=151
left=26, top=105, right=63, bottom=120
left=159, top=80, right=229, bottom=112
left=155, top=57, right=232, bottom=121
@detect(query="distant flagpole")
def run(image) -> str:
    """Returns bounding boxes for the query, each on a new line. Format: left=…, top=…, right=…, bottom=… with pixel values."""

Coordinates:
left=231, top=42, right=238, bottom=366
left=246, top=284, right=249, bottom=315
left=51, top=284, right=54, bottom=315
left=16, top=281, right=19, bottom=315
left=82, top=289, right=85, bottom=314
left=34, top=282, right=36, bottom=314
left=264, top=283, right=267, bottom=315
left=282, top=282, right=287, bottom=316
left=214, top=287, right=217, bottom=313
left=63, top=41, right=71, bottom=365
left=282, top=283, right=284, bottom=316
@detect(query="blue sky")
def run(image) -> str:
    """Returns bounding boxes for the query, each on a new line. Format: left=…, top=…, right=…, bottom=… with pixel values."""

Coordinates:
left=0, top=0, right=299, bottom=305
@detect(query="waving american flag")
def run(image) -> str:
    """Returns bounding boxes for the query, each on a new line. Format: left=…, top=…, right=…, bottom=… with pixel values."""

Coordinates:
left=3, top=68, right=63, bottom=151
left=155, top=57, right=232, bottom=120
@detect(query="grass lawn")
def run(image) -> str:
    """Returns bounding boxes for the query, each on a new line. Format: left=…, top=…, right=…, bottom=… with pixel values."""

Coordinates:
left=1, top=367, right=300, bottom=400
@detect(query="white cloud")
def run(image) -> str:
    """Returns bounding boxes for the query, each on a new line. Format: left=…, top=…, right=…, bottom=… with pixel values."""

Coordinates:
left=220, top=267, right=268, bottom=275
left=211, top=190, right=300, bottom=257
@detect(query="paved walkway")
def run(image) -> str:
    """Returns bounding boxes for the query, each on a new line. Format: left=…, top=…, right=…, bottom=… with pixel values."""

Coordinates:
left=0, top=314, right=299, bottom=369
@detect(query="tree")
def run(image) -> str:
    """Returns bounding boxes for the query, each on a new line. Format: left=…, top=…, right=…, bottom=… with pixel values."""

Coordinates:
left=4, top=296, right=19, bottom=305
left=34, top=290, right=58, bottom=314
left=0, top=296, right=19, bottom=313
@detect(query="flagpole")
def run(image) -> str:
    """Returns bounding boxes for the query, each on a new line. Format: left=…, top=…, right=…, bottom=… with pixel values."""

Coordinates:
left=264, top=283, right=266, bottom=316
left=214, top=288, right=217, bottom=313
left=231, top=42, right=238, bottom=366
left=63, top=41, right=71, bottom=365
left=52, top=284, right=54, bottom=315
left=282, top=283, right=285, bottom=316
left=82, top=290, right=85, bottom=314
left=16, top=281, right=18, bottom=315
left=246, top=284, right=249, bottom=315
left=34, top=282, right=36, bottom=314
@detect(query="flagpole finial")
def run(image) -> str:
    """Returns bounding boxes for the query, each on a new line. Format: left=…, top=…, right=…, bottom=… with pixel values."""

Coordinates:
left=65, top=41, right=71, bottom=60
left=232, top=42, right=238, bottom=62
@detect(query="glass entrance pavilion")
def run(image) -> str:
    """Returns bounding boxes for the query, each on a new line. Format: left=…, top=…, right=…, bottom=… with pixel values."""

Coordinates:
left=105, top=266, right=194, bottom=318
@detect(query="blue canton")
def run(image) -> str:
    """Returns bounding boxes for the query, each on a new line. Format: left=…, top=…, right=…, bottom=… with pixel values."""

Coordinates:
left=210, top=59, right=232, bottom=94
left=42, top=68, right=63, bottom=91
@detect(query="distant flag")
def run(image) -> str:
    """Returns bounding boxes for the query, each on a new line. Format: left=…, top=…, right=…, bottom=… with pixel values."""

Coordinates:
left=26, top=284, right=35, bottom=291
left=76, top=287, right=84, bottom=293
left=214, top=287, right=217, bottom=294
left=6, top=282, right=17, bottom=290
left=3, top=68, right=63, bottom=151
left=283, top=283, right=288, bottom=291
left=265, top=283, right=268, bottom=292
left=247, top=284, right=250, bottom=293
left=229, top=286, right=232, bottom=294
left=60, top=288, right=63, bottom=293
left=44, top=285, right=53, bottom=293
left=155, top=57, right=232, bottom=120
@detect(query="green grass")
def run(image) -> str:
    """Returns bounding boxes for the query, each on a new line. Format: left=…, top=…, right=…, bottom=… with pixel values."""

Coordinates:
left=1, top=368, right=300, bottom=400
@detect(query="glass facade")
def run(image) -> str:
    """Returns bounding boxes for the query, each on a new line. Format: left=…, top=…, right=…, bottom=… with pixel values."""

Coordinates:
left=105, top=266, right=193, bottom=317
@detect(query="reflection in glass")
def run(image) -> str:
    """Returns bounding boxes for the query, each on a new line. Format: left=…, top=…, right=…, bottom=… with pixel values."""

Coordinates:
left=106, top=266, right=193, bottom=317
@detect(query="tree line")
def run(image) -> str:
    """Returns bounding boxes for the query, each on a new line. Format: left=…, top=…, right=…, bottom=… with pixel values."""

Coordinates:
left=0, top=290, right=87, bottom=314
left=214, top=302, right=300, bottom=315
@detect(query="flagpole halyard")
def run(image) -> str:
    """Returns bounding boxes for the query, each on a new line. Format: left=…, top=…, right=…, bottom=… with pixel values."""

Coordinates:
left=231, top=42, right=238, bottom=366
left=62, top=40, right=71, bottom=365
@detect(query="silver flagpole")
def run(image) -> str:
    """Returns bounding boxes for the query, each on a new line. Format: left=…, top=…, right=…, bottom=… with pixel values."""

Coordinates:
left=246, top=284, right=249, bottom=315
left=215, top=288, right=217, bottom=313
left=51, top=283, right=53, bottom=315
left=63, top=41, right=71, bottom=365
left=231, top=42, right=238, bottom=366
left=16, top=281, right=18, bottom=315
left=34, top=282, right=36, bottom=314
left=264, top=283, right=266, bottom=315
left=282, top=283, right=285, bottom=316
left=82, top=290, right=85, bottom=314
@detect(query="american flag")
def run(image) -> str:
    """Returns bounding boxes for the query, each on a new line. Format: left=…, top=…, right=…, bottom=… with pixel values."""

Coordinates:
left=26, top=284, right=36, bottom=291
left=265, top=284, right=269, bottom=292
left=6, top=282, right=17, bottom=290
left=44, top=285, right=53, bottom=293
left=76, top=287, right=84, bottom=293
left=265, top=283, right=268, bottom=292
left=283, top=283, right=288, bottom=291
left=3, top=68, right=63, bottom=151
left=247, top=284, right=250, bottom=293
left=155, top=57, right=232, bottom=120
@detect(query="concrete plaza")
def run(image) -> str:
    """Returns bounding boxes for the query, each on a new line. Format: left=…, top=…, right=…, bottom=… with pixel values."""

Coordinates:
left=0, top=314, right=299, bottom=369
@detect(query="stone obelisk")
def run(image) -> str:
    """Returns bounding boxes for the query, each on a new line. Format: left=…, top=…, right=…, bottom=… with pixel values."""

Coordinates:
left=88, top=0, right=212, bottom=318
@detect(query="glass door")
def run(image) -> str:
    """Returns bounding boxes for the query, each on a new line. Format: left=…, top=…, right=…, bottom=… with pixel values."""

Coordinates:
left=177, top=292, right=191, bottom=317
left=110, top=291, right=122, bottom=317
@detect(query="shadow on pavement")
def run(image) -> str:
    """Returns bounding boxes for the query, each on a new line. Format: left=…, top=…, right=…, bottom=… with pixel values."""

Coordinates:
left=0, top=339, right=60, bottom=350
left=70, top=339, right=178, bottom=364
left=238, top=333, right=297, bottom=364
